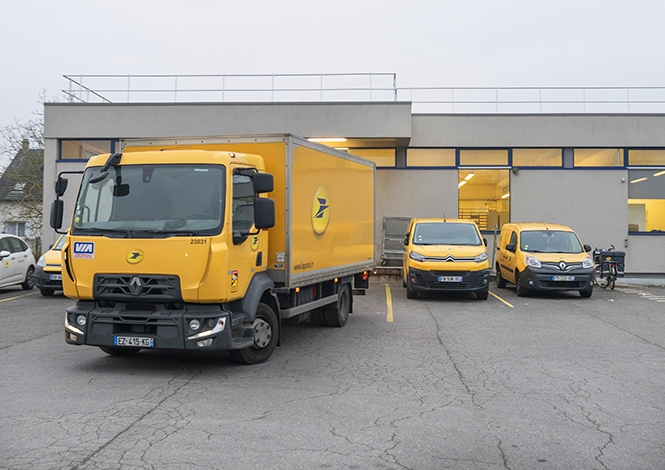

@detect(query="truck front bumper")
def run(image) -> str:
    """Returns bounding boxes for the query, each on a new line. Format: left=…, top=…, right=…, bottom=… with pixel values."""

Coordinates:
left=407, top=267, right=490, bottom=294
left=64, top=301, right=246, bottom=351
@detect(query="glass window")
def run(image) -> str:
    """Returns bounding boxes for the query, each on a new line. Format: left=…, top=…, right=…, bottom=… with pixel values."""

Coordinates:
left=458, top=169, right=510, bottom=231
left=627, top=169, right=665, bottom=232
left=5, top=222, right=26, bottom=238
left=60, top=140, right=113, bottom=160
left=574, top=148, right=623, bottom=167
left=628, top=150, right=665, bottom=166
left=512, top=149, right=562, bottom=167
left=232, top=173, right=255, bottom=235
left=406, top=149, right=455, bottom=167
left=519, top=230, right=584, bottom=253
left=346, top=149, right=395, bottom=167
left=459, top=149, right=508, bottom=166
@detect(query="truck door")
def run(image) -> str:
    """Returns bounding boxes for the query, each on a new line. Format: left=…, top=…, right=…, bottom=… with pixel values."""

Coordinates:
left=227, top=171, right=262, bottom=298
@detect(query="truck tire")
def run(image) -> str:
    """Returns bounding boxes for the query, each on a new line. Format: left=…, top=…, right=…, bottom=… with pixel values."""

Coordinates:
left=309, top=308, right=327, bottom=326
left=40, top=287, right=55, bottom=296
left=324, top=283, right=350, bottom=327
left=515, top=271, right=528, bottom=297
left=406, top=283, right=417, bottom=299
left=229, top=302, right=278, bottom=365
left=99, top=346, right=141, bottom=357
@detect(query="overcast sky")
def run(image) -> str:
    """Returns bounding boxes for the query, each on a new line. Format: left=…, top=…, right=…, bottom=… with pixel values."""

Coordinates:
left=2, top=0, right=664, bottom=134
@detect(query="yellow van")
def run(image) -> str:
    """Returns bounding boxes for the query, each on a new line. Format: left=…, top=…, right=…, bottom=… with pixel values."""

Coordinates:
left=495, top=222, right=594, bottom=297
left=403, top=218, right=490, bottom=300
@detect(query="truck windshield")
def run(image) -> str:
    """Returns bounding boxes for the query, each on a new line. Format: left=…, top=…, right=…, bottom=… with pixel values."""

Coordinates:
left=412, top=223, right=482, bottom=246
left=520, top=230, right=583, bottom=253
left=72, top=164, right=225, bottom=237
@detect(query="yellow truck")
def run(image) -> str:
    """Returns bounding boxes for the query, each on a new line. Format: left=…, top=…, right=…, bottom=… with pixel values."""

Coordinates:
left=50, top=135, right=375, bottom=364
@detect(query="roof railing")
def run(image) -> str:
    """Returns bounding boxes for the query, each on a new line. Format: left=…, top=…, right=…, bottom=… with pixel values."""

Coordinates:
left=62, top=73, right=665, bottom=114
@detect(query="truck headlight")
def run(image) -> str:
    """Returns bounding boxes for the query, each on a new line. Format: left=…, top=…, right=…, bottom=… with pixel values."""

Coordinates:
left=474, top=252, right=488, bottom=262
left=409, top=251, right=426, bottom=262
left=525, top=255, right=541, bottom=268
left=582, top=257, right=593, bottom=269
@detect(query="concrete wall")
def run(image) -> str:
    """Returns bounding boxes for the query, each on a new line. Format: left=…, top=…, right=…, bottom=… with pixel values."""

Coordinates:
left=44, top=102, right=413, bottom=140
left=411, top=114, right=665, bottom=147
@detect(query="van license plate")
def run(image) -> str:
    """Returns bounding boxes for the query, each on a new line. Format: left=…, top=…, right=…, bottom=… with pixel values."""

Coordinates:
left=552, top=275, right=575, bottom=281
left=438, top=276, right=463, bottom=282
left=50, top=274, right=62, bottom=280
left=114, top=336, right=154, bottom=347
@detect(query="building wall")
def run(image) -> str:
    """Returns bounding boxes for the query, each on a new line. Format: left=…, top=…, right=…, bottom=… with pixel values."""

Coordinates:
left=42, top=103, right=665, bottom=274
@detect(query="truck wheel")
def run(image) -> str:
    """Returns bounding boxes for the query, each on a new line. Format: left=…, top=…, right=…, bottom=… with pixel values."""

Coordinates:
left=40, top=287, right=55, bottom=296
left=99, top=346, right=141, bottom=357
left=309, top=308, right=327, bottom=326
left=476, top=288, right=489, bottom=300
left=579, top=288, right=593, bottom=298
left=324, top=284, right=350, bottom=327
left=229, top=302, right=278, bottom=365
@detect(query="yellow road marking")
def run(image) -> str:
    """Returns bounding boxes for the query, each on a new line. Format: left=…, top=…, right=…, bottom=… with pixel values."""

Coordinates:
left=385, top=284, right=394, bottom=322
left=489, top=291, right=515, bottom=308
left=0, top=291, right=39, bottom=303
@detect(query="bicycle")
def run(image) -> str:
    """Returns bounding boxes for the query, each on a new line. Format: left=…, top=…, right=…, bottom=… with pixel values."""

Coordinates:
left=593, top=245, right=623, bottom=290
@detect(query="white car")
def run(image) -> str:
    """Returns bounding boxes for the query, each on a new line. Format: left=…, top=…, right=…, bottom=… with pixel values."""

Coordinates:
left=0, top=234, right=36, bottom=290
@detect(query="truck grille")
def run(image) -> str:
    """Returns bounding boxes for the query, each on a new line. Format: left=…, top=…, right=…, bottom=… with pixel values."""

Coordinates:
left=94, top=274, right=181, bottom=301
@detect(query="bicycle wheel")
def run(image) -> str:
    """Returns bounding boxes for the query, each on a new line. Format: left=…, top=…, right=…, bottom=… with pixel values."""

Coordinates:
left=609, top=266, right=617, bottom=290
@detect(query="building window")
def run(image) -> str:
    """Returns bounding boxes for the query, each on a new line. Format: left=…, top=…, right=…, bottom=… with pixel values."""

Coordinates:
left=406, top=148, right=455, bottom=167
left=574, top=148, right=624, bottom=167
left=512, top=149, right=563, bottom=167
left=458, top=169, right=510, bottom=231
left=628, top=149, right=665, bottom=166
left=4, top=222, right=26, bottom=238
left=346, top=149, right=395, bottom=167
left=628, top=169, right=665, bottom=233
left=60, top=140, right=114, bottom=160
left=459, top=149, right=508, bottom=166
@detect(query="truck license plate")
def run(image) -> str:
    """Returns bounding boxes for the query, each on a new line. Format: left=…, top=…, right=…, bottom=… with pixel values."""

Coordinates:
left=438, top=276, right=463, bottom=282
left=552, top=275, right=575, bottom=281
left=114, top=336, right=154, bottom=347
left=50, top=274, right=62, bottom=281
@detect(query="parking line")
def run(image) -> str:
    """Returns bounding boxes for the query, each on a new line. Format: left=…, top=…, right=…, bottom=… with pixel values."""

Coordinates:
left=385, top=284, right=394, bottom=323
left=489, top=291, right=515, bottom=308
left=0, top=291, right=39, bottom=303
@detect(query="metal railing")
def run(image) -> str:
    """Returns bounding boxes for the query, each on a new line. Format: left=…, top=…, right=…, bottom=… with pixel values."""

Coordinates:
left=62, top=73, right=665, bottom=114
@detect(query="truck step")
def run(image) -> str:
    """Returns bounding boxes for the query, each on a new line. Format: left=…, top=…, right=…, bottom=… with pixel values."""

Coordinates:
left=231, top=337, right=254, bottom=349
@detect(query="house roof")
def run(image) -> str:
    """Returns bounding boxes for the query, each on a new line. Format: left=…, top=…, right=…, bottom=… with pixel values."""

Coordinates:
left=0, top=140, right=44, bottom=202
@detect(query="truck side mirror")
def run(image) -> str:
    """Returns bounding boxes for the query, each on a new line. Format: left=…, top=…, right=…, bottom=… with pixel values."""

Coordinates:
left=404, top=233, right=410, bottom=245
left=254, top=197, right=275, bottom=229
left=55, top=177, right=68, bottom=197
left=506, top=243, right=516, bottom=253
left=50, top=200, right=64, bottom=230
left=583, top=244, right=592, bottom=253
left=253, top=173, right=274, bottom=194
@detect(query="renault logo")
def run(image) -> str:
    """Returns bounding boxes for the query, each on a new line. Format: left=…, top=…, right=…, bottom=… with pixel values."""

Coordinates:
left=559, top=261, right=567, bottom=270
left=129, top=276, right=143, bottom=296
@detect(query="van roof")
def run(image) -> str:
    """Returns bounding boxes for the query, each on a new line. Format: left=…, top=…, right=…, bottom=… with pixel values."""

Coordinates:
left=505, top=222, right=575, bottom=231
